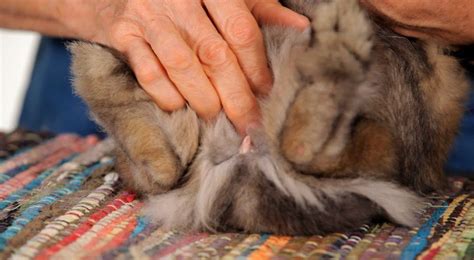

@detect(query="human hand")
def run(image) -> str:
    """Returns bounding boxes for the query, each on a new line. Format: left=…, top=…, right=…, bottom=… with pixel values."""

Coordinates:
left=58, top=0, right=309, bottom=134
left=360, top=0, right=474, bottom=45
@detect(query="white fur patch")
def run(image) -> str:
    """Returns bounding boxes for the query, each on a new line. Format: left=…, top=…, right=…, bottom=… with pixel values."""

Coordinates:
left=344, top=179, right=425, bottom=226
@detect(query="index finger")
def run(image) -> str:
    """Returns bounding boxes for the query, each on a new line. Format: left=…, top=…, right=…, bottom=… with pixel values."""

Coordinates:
left=204, top=0, right=273, bottom=96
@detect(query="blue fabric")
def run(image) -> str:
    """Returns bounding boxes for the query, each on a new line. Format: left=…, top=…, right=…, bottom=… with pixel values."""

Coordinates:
left=18, top=37, right=474, bottom=173
left=446, top=78, right=474, bottom=173
left=18, top=37, right=102, bottom=136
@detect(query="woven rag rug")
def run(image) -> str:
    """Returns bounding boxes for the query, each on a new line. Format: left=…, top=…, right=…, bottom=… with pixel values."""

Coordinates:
left=0, top=131, right=473, bottom=259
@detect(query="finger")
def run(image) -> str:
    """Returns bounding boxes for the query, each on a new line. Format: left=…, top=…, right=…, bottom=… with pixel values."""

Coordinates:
left=124, top=38, right=185, bottom=111
left=204, top=0, right=273, bottom=96
left=249, top=0, right=310, bottom=29
left=170, top=1, right=261, bottom=134
left=144, top=16, right=222, bottom=120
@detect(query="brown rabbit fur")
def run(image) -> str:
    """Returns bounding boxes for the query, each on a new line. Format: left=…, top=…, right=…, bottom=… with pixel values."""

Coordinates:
left=70, top=0, right=470, bottom=235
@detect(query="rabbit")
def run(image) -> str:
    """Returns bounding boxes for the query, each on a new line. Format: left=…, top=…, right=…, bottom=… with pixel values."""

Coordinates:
left=70, top=0, right=470, bottom=235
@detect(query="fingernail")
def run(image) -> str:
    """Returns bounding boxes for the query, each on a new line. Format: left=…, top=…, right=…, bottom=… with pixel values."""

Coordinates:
left=295, top=14, right=311, bottom=30
left=257, top=71, right=273, bottom=96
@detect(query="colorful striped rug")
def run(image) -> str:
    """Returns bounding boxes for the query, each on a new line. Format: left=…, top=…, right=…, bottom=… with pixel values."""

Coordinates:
left=0, top=132, right=473, bottom=259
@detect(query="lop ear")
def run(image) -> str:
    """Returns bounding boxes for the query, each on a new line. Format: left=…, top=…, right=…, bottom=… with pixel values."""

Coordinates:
left=70, top=41, right=201, bottom=194
left=69, top=42, right=148, bottom=108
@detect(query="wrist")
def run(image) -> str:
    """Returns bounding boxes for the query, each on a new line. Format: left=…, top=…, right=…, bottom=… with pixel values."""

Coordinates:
left=54, top=0, right=99, bottom=40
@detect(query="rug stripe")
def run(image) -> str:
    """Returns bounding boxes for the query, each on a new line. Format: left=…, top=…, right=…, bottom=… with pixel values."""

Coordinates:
left=400, top=203, right=448, bottom=259
left=0, top=159, right=112, bottom=250
left=36, top=192, right=136, bottom=259
left=12, top=172, right=119, bottom=258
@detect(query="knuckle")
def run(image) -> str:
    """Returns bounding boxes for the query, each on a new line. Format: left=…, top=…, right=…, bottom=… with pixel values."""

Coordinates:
left=145, top=15, right=171, bottom=35
left=225, top=14, right=260, bottom=47
left=135, top=63, right=160, bottom=86
left=160, top=47, right=194, bottom=72
left=109, top=24, right=127, bottom=45
left=197, top=37, right=232, bottom=67
left=109, top=20, right=136, bottom=45
left=147, top=14, right=169, bottom=25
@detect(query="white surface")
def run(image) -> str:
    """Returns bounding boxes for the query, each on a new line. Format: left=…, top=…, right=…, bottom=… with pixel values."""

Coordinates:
left=0, top=30, right=40, bottom=132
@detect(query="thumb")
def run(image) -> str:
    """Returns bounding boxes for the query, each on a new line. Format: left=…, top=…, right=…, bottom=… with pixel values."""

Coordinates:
left=249, top=1, right=310, bottom=30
